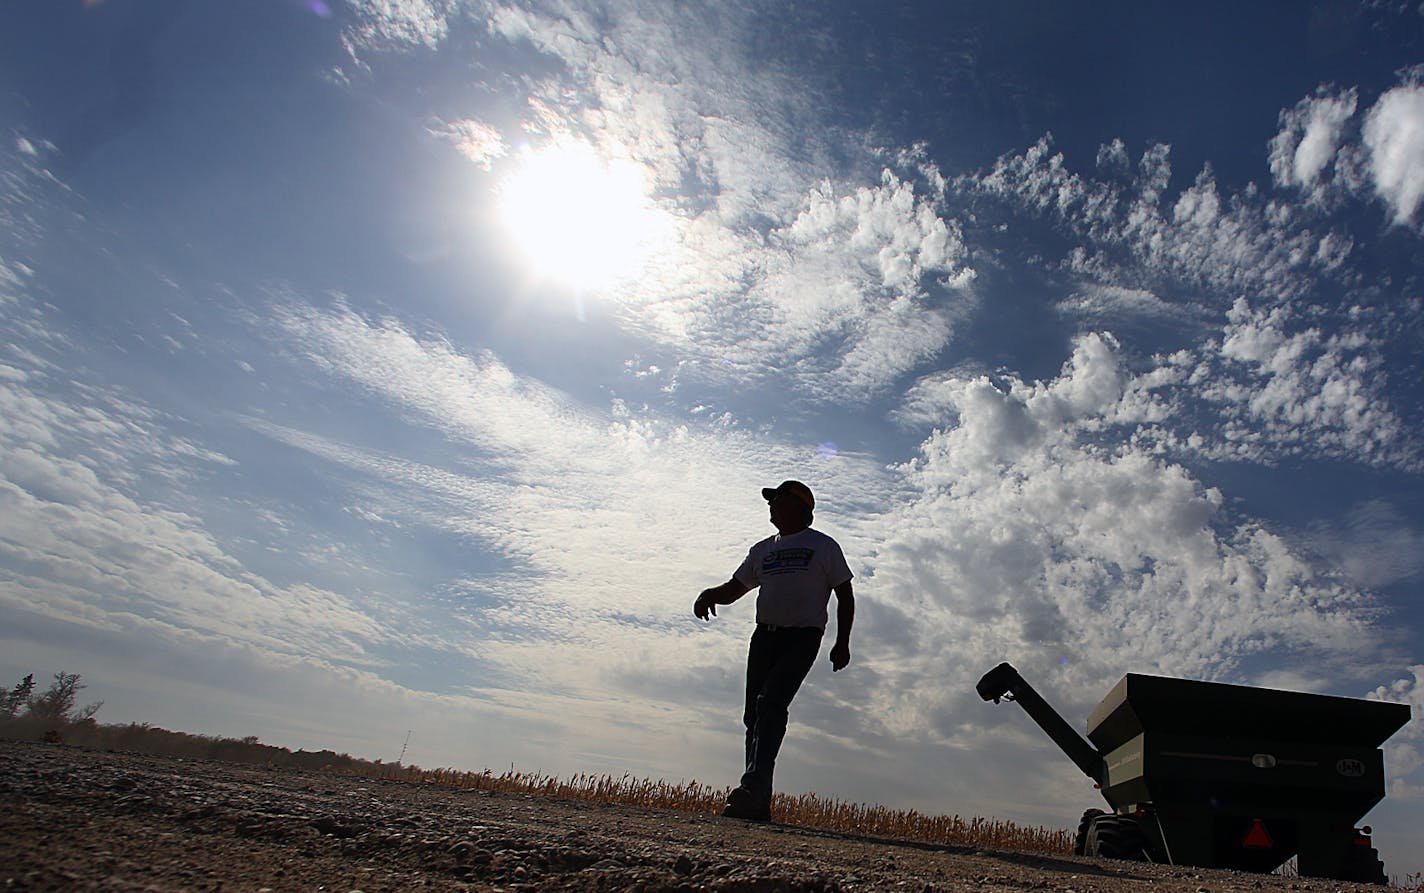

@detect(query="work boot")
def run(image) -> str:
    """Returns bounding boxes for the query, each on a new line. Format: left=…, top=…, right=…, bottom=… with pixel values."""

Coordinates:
left=721, top=786, right=771, bottom=822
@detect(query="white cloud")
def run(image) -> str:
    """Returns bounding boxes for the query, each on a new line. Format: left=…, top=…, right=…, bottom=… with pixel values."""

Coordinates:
left=915, top=289, right=1415, bottom=475
left=426, top=116, right=507, bottom=168
left=1372, top=667, right=1424, bottom=801
left=1362, top=84, right=1424, bottom=225
left=1198, top=297, right=1410, bottom=466
left=1305, top=500, right=1424, bottom=590
left=597, top=164, right=975, bottom=403
left=1268, top=87, right=1357, bottom=201
left=479, top=1, right=826, bottom=221
left=1056, top=283, right=1208, bottom=329
left=786, top=171, right=967, bottom=295
left=341, top=0, right=453, bottom=52
left=974, top=138, right=1346, bottom=305
left=1095, top=137, right=1130, bottom=175
left=1262, top=76, right=1424, bottom=227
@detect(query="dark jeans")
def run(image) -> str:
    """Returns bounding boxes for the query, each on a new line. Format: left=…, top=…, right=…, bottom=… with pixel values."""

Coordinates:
left=739, top=625, right=822, bottom=800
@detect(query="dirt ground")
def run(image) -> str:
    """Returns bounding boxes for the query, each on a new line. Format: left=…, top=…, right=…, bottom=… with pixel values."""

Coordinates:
left=0, top=739, right=1381, bottom=892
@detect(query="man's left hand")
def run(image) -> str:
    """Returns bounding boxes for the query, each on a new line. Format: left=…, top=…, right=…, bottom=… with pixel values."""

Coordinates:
left=830, top=641, right=850, bottom=671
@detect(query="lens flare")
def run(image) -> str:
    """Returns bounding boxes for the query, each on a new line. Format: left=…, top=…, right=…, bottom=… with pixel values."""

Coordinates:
left=285, top=0, right=332, bottom=15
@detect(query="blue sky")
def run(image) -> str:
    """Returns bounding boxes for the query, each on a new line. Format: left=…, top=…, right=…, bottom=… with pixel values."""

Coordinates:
left=4, top=0, right=1424, bottom=874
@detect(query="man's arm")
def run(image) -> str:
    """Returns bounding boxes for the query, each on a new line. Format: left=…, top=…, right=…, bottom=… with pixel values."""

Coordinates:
left=829, top=580, right=854, bottom=671
left=694, top=577, right=751, bottom=620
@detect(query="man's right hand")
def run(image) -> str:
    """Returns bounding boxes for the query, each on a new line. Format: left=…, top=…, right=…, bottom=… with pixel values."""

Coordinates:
left=694, top=578, right=749, bottom=620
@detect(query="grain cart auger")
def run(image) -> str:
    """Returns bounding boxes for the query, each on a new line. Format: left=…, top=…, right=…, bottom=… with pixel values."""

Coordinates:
left=976, top=662, right=1411, bottom=883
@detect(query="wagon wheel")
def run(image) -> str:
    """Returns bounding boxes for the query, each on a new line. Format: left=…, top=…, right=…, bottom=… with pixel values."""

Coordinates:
left=1083, top=813, right=1148, bottom=861
left=1074, top=808, right=1105, bottom=856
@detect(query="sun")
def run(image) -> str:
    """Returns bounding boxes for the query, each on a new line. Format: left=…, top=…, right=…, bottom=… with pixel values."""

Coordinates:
left=498, top=140, right=673, bottom=290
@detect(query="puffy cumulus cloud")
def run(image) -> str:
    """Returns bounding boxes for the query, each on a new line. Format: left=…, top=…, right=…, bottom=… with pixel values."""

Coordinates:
left=1260, top=75, right=1424, bottom=226
left=1095, top=137, right=1131, bottom=175
left=857, top=333, right=1397, bottom=764
left=786, top=171, right=968, bottom=296
left=893, top=332, right=1135, bottom=435
left=899, top=333, right=1128, bottom=481
left=1042, top=299, right=1415, bottom=471
left=1268, top=86, right=1358, bottom=201
left=1362, top=84, right=1424, bottom=226
left=1372, top=667, right=1424, bottom=801
left=1194, top=298, right=1410, bottom=467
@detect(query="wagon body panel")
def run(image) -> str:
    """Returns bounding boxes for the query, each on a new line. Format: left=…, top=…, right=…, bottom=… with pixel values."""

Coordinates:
left=1087, top=672, right=1409, bottom=752
left=1099, top=731, right=1391, bottom=816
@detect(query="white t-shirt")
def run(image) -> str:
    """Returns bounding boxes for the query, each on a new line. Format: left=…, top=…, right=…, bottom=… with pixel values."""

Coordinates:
left=733, top=527, right=853, bottom=630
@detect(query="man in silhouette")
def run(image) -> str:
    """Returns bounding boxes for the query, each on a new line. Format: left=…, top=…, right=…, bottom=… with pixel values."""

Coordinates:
left=694, top=480, right=855, bottom=822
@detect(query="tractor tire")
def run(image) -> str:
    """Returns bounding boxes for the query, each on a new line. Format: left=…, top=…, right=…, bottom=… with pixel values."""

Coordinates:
left=1340, top=844, right=1388, bottom=885
left=1083, top=814, right=1148, bottom=861
left=1074, top=808, right=1106, bottom=856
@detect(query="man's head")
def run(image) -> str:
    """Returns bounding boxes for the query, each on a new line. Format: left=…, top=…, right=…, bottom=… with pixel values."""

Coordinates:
left=763, top=480, right=814, bottom=532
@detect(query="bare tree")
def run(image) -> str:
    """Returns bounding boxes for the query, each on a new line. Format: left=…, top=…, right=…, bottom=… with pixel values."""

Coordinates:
left=1, top=674, right=35, bottom=717
left=26, top=672, right=103, bottom=723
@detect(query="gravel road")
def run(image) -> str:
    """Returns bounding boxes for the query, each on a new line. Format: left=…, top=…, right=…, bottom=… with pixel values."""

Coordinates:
left=0, top=739, right=1377, bottom=892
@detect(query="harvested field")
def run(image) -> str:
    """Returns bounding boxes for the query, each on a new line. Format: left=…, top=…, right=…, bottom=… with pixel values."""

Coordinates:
left=0, top=739, right=1391, bottom=892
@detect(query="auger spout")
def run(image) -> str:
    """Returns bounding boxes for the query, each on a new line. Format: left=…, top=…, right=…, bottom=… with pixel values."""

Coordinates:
left=976, top=662, right=1106, bottom=786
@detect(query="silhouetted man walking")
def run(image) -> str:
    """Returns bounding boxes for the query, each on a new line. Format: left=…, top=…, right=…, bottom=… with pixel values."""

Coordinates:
left=694, top=480, right=855, bottom=822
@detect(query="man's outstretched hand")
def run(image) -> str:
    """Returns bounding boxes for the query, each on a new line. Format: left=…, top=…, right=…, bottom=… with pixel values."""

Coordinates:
left=830, top=641, right=850, bottom=671
left=694, top=578, right=748, bottom=621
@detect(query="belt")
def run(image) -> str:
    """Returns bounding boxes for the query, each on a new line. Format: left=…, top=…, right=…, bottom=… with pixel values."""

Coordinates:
left=756, top=622, right=821, bottom=632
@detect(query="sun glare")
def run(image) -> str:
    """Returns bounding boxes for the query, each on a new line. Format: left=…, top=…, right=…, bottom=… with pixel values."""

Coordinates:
left=498, top=141, right=672, bottom=290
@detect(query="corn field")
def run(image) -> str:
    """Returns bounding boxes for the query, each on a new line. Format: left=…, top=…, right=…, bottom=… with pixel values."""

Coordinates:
left=351, top=763, right=1073, bottom=855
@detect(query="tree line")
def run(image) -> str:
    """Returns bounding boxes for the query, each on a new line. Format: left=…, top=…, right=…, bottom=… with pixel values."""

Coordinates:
left=1, top=671, right=391, bottom=774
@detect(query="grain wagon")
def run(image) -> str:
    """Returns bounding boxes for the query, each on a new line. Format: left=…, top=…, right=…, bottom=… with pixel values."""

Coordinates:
left=976, top=662, right=1410, bottom=883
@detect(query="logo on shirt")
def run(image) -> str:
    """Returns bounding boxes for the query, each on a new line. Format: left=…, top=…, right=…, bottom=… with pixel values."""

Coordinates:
left=762, top=548, right=815, bottom=576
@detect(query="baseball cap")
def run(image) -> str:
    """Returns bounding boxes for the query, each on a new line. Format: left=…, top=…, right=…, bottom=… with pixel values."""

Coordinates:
left=762, top=480, right=814, bottom=509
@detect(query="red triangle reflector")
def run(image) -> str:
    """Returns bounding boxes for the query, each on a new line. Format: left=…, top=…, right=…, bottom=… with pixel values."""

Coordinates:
left=1242, top=819, right=1274, bottom=849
